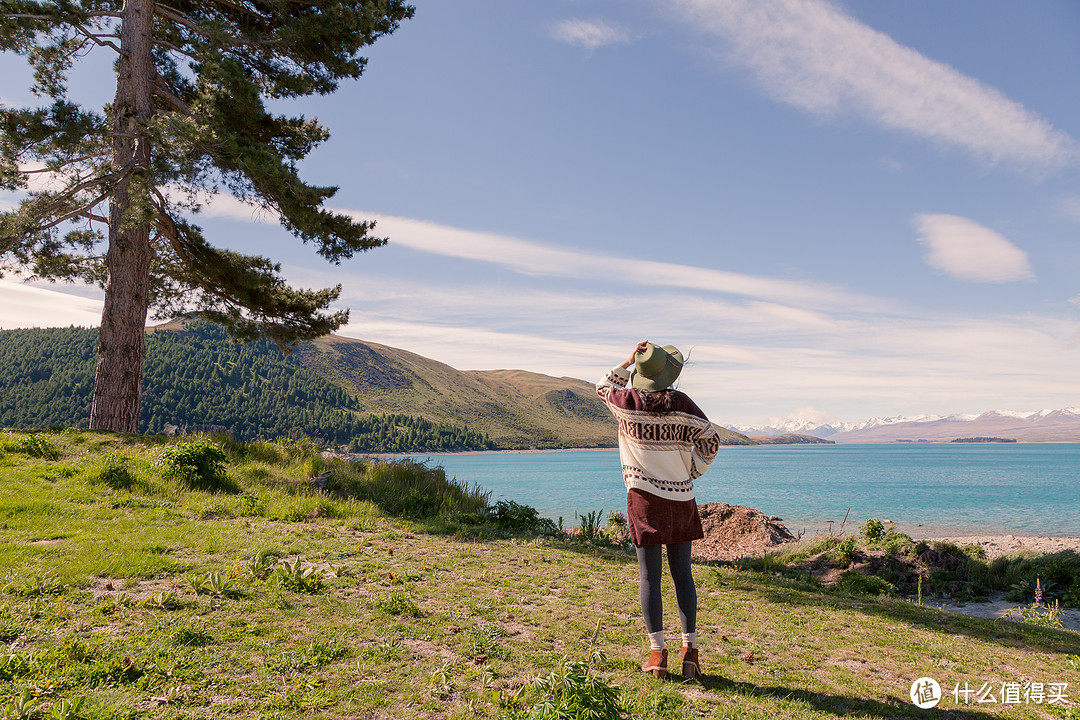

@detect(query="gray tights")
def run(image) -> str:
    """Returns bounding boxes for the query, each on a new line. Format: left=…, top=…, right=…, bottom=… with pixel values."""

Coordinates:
left=635, top=542, right=696, bottom=635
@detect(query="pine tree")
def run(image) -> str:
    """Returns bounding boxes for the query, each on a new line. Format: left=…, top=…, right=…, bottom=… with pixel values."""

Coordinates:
left=1, top=0, right=413, bottom=432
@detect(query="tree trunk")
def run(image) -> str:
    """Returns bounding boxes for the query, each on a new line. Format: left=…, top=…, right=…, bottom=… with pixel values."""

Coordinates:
left=89, top=0, right=156, bottom=433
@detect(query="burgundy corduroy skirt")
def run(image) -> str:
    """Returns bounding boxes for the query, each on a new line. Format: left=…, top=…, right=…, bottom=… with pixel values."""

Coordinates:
left=626, top=488, right=704, bottom=546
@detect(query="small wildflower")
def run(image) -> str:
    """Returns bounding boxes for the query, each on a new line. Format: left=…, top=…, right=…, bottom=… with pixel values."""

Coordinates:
left=1034, top=579, right=1043, bottom=604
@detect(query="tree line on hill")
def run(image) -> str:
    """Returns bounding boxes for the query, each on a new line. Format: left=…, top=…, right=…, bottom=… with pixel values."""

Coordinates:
left=0, top=325, right=494, bottom=453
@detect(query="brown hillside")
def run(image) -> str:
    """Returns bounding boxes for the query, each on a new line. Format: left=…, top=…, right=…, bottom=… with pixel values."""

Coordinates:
left=298, top=334, right=757, bottom=449
left=296, top=334, right=615, bottom=448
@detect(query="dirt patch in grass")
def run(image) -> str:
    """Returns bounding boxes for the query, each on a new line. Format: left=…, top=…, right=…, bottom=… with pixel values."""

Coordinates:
left=86, top=576, right=180, bottom=601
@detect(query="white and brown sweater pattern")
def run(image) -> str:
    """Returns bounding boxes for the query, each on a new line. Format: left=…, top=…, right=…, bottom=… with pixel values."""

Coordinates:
left=596, top=366, right=720, bottom=501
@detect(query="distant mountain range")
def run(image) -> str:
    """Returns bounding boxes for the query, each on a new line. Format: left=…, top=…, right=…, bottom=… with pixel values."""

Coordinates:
left=733, top=408, right=1080, bottom=443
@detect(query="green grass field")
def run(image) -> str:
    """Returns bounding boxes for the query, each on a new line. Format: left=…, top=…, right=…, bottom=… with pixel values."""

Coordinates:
left=0, top=429, right=1077, bottom=719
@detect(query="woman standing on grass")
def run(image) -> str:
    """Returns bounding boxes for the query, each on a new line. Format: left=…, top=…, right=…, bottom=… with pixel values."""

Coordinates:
left=596, top=341, right=720, bottom=681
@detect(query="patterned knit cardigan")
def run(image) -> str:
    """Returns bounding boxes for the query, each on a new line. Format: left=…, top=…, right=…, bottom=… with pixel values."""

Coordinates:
left=596, top=366, right=721, bottom=501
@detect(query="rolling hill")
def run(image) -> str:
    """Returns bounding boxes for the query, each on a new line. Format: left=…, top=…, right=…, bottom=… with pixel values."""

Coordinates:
left=282, top=330, right=752, bottom=447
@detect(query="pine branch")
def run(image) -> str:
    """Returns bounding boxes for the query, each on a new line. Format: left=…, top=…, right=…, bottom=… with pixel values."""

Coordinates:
left=152, top=37, right=198, bottom=60
left=1, top=14, right=59, bottom=21
left=35, top=172, right=112, bottom=203
left=205, top=0, right=266, bottom=22
left=153, top=75, right=193, bottom=113
left=71, top=23, right=121, bottom=53
left=154, top=3, right=277, bottom=49
left=150, top=187, right=182, bottom=247
left=8, top=172, right=116, bottom=236
left=31, top=190, right=111, bottom=232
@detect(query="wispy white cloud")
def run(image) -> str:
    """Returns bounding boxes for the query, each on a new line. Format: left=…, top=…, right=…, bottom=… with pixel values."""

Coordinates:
left=913, top=213, right=1034, bottom=283
left=197, top=195, right=878, bottom=311
left=669, top=0, right=1077, bottom=167
left=336, top=210, right=879, bottom=312
left=0, top=280, right=103, bottom=329
left=550, top=18, right=633, bottom=50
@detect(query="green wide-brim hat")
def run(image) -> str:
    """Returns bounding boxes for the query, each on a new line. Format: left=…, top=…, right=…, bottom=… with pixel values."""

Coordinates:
left=630, top=342, right=684, bottom=392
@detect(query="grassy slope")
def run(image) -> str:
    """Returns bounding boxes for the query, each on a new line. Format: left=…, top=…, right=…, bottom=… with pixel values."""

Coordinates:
left=2, top=430, right=1076, bottom=720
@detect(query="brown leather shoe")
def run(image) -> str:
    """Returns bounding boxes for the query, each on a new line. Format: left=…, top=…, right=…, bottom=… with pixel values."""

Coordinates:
left=641, top=648, right=667, bottom=679
left=681, top=646, right=702, bottom=680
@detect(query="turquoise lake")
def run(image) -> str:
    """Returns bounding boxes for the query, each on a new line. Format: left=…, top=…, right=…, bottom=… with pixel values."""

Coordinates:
left=402, top=444, right=1080, bottom=537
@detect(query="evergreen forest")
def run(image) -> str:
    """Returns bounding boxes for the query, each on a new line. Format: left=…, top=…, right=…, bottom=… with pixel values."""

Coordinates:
left=0, top=324, right=494, bottom=452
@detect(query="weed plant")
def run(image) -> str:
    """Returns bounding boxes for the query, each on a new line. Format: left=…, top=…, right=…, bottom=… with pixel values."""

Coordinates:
left=835, top=570, right=897, bottom=597
left=368, top=590, right=422, bottom=617
left=156, top=439, right=235, bottom=492
left=15, top=433, right=61, bottom=460
left=326, top=457, right=489, bottom=519
left=90, top=452, right=137, bottom=490
left=575, top=509, right=605, bottom=542
left=274, top=558, right=324, bottom=593
left=485, top=500, right=559, bottom=534
left=502, top=654, right=624, bottom=720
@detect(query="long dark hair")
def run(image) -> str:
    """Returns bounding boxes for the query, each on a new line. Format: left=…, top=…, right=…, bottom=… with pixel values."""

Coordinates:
left=639, top=389, right=676, bottom=415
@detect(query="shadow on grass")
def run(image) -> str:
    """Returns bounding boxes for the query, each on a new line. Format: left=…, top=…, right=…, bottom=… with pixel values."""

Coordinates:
left=700, top=673, right=1010, bottom=720
left=735, top=576, right=1080, bottom=656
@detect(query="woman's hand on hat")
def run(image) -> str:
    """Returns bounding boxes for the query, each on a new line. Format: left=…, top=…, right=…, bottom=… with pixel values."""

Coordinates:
left=621, top=341, right=650, bottom=369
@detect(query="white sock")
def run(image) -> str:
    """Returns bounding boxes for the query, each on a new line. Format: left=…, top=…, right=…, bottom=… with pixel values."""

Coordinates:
left=682, top=632, right=696, bottom=648
left=648, top=630, right=665, bottom=651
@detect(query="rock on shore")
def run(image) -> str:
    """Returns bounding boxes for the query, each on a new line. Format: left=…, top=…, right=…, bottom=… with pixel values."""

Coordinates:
left=693, top=502, right=796, bottom=562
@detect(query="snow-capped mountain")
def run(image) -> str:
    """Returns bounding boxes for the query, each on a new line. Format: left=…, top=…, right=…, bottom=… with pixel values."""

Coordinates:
left=733, top=413, right=952, bottom=438
left=732, top=408, right=1080, bottom=442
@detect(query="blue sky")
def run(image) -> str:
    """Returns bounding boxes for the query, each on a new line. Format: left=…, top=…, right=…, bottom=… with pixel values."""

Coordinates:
left=2, top=0, right=1080, bottom=427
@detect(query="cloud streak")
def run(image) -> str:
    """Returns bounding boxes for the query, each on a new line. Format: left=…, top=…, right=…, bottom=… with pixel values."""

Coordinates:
left=914, top=213, right=1034, bottom=283
left=338, top=210, right=879, bottom=312
left=669, top=0, right=1077, bottom=167
left=550, top=19, right=633, bottom=50
left=196, top=195, right=879, bottom=312
left=0, top=280, right=104, bottom=329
